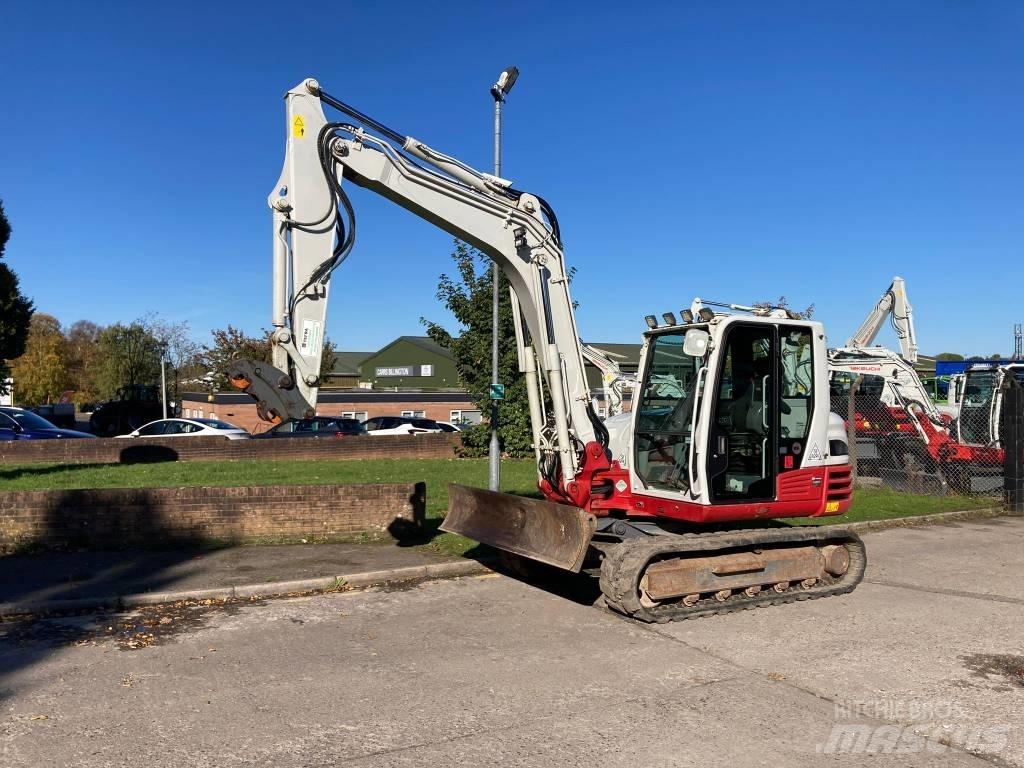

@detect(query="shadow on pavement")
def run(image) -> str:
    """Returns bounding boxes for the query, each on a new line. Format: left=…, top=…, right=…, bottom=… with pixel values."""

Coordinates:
left=0, top=489, right=225, bottom=699
left=460, top=543, right=603, bottom=608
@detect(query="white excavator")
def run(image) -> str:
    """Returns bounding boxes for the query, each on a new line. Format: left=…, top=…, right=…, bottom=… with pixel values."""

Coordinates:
left=581, top=343, right=635, bottom=418
left=229, top=78, right=864, bottom=621
left=828, top=278, right=954, bottom=445
left=828, top=278, right=999, bottom=491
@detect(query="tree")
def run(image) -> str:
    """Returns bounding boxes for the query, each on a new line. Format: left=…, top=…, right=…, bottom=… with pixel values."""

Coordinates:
left=10, top=314, right=69, bottom=405
left=321, top=336, right=339, bottom=380
left=144, top=313, right=201, bottom=401
left=0, top=200, right=35, bottom=393
left=755, top=295, right=815, bottom=319
left=65, top=320, right=105, bottom=406
left=935, top=352, right=965, bottom=362
left=423, top=241, right=533, bottom=458
left=97, top=322, right=163, bottom=398
left=199, top=325, right=336, bottom=389
left=199, top=324, right=272, bottom=382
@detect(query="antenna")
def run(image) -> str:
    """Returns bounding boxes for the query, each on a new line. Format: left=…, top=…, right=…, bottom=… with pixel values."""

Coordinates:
left=1014, top=323, right=1022, bottom=359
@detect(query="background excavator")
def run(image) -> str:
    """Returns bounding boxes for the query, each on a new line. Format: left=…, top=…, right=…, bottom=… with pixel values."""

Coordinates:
left=230, top=78, right=865, bottom=621
left=828, top=277, right=1000, bottom=493
left=581, top=343, right=635, bottom=418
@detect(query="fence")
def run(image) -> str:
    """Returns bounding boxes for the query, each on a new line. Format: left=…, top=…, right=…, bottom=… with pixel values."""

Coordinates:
left=830, top=375, right=1022, bottom=505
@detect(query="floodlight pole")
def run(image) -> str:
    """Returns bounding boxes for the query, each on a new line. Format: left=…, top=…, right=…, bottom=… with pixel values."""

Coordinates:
left=489, top=67, right=517, bottom=492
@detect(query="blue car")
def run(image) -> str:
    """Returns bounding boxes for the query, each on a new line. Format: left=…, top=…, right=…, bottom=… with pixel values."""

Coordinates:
left=0, top=407, right=96, bottom=440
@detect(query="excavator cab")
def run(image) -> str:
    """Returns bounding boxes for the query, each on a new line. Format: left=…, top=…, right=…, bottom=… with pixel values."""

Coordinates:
left=630, top=315, right=836, bottom=511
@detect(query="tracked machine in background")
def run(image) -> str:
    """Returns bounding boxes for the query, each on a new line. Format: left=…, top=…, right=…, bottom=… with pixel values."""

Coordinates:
left=828, top=278, right=1002, bottom=493
left=230, top=78, right=865, bottom=621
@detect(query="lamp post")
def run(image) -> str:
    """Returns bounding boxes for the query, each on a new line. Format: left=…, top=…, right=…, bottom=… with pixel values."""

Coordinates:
left=159, top=342, right=169, bottom=420
left=489, top=65, right=519, bottom=492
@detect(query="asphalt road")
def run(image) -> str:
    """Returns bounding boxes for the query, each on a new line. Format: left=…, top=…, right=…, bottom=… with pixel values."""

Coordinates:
left=1, top=518, right=1022, bottom=767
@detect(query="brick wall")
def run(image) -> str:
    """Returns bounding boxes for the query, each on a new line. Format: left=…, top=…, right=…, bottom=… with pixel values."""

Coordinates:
left=0, top=482, right=426, bottom=552
left=0, top=433, right=460, bottom=467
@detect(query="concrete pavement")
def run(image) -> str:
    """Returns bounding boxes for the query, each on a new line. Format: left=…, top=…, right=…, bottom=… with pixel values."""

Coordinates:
left=0, top=541, right=484, bottom=614
left=0, top=518, right=1021, bottom=766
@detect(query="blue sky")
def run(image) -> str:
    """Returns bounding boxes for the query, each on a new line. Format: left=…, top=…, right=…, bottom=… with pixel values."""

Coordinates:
left=2, top=1, right=1021, bottom=357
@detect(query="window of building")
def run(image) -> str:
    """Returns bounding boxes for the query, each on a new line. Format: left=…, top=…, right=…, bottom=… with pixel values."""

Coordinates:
left=401, top=410, right=426, bottom=418
left=341, top=411, right=368, bottom=421
left=450, top=409, right=482, bottom=425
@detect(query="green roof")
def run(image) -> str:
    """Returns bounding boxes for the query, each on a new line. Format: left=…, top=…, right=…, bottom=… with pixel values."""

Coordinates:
left=329, top=351, right=373, bottom=377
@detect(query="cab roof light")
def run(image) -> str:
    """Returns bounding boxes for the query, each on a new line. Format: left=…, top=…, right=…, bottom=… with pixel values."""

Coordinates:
left=680, top=309, right=694, bottom=324
left=662, top=312, right=677, bottom=326
left=644, top=315, right=658, bottom=329
left=697, top=308, right=715, bottom=323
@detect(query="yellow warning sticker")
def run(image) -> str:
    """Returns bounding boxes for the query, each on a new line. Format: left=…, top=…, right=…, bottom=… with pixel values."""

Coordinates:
left=825, top=501, right=840, bottom=513
left=292, top=115, right=306, bottom=138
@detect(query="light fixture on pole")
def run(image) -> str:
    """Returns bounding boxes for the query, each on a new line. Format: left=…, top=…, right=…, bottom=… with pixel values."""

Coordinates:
left=488, top=65, right=519, bottom=493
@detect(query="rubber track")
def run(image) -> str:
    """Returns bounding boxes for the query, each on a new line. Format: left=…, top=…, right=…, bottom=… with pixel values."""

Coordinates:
left=598, top=527, right=867, bottom=623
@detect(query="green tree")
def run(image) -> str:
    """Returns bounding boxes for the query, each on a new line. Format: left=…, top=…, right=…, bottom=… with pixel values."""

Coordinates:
left=423, top=241, right=533, bottom=457
left=0, top=200, right=35, bottom=393
left=65, top=319, right=105, bottom=406
left=935, top=352, right=965, bottom=362
left=10, top=313, right=69, bottom=405
left=320, top=336, right=339, bottom=380
left=97, top=322, right=162, bottom=398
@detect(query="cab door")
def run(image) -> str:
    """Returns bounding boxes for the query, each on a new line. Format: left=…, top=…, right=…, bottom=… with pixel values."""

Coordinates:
left=705, top=323, right=776, bottom=503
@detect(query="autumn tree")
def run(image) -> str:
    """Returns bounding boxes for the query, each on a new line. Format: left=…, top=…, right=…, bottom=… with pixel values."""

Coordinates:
left=198, top=324, right=336, bottom=387
left=65, top=320, right=105, bottom=406
left=199, top=324, right=272, bottom=382
left=10, top=313, right=69, bottom=405
left=0, top=200, right=35, bottom=393
left=422, top=241, right=532, bottom=458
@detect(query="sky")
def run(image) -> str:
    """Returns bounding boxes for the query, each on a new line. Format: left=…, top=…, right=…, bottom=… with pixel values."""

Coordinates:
left=1, top=1, right=1021, bottom=357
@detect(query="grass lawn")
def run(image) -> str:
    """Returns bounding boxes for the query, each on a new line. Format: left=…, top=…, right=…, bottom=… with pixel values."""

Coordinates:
left=0, top=459, right=998, bottom=557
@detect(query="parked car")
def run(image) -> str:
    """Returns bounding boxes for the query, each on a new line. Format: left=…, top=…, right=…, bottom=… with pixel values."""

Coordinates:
left=433, top=421, right=463, bottom=433
left=115, top=418, right=251, bottom=440
left=257, top=416, right=367, bottom=439
left=0, top=407, right=96, bottom=440
left=362, top=416, right=443, bottom=436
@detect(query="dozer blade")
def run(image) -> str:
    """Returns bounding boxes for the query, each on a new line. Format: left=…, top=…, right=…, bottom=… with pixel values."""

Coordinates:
left=441, top=484, right=597, bottom=573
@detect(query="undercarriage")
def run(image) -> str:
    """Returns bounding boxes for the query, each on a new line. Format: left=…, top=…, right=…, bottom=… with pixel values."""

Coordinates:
left=597, top=526, right=865, bottom=622
left=444, top=485, right=866, bottom=623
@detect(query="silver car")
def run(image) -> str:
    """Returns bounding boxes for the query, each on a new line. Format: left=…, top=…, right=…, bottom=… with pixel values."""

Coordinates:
left=115, top=418, right=251, bottom=440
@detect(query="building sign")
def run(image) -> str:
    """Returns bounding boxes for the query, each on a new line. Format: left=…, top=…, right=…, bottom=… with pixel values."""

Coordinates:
left=375, top=364, right=434, bottom=378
